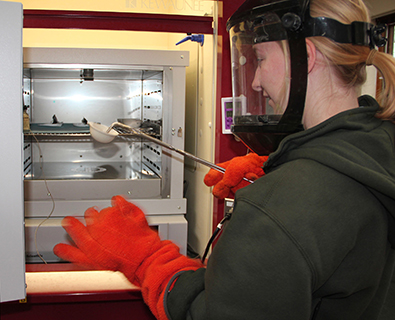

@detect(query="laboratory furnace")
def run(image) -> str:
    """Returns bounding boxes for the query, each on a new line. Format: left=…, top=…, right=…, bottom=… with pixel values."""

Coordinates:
left=23, top=47, right=189, bottom=262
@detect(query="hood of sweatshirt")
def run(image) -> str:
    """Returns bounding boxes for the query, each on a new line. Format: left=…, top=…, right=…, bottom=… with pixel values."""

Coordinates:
left=264, top=95, right=395, bottom=247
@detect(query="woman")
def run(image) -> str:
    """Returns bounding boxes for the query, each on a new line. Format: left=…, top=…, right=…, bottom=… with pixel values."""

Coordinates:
left=54, top=0, right=395, bottom=319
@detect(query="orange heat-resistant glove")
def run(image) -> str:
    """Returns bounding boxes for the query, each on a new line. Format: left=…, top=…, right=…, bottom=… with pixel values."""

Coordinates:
left=53, top=196, right=203, bottom=320
left=204, top=153, right=269, bottom=199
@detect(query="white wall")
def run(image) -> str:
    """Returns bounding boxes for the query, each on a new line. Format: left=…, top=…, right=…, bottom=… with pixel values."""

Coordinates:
left=184, top=34, right=216, bottom=256
left=360, top=66, right=378, bottom=98
left=365, top=0, right=395, bottom=18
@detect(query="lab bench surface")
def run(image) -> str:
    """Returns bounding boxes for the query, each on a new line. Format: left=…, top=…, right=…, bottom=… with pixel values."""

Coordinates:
left=1, top=264, right=156, bottom=320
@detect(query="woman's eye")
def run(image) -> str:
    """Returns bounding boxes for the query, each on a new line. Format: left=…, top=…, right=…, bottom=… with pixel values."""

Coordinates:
left=257, top=58, right=264, bottom=66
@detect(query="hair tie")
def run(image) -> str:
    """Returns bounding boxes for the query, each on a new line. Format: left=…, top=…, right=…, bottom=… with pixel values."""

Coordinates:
left=366, top=49, right=378, bottom=66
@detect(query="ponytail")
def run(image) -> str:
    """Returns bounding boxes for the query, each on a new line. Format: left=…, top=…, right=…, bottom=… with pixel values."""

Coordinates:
left=368, top=50, right=395, bottom=121
left=309, top=0, right=395, bottom=122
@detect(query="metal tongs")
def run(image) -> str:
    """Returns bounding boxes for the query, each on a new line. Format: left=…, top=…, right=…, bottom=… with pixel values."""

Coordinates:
left=106, top=122, right=254, bottom=184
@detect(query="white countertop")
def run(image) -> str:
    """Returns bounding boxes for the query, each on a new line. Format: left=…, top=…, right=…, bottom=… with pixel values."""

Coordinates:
left=26, top=270, right=138, bottom=294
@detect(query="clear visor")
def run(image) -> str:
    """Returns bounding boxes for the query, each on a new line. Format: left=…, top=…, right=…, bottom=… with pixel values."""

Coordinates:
left=229, top=12, right=291, bottom=126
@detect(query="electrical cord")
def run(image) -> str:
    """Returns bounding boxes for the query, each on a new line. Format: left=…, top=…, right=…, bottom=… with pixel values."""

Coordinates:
left=30, top=132, right=56, bottom=264
left=201, top=208, right=233, bottom=263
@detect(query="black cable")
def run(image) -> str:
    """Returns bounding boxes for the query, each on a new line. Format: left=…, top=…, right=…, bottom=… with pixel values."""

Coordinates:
left=201, top=211, right=233, bottom=263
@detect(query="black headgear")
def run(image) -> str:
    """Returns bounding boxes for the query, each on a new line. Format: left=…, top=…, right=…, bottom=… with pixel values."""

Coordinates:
left=227, top=0, right=387, bottom=155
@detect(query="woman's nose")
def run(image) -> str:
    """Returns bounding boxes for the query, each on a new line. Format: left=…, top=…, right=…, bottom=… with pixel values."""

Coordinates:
left=252, top=69, right=262, bottom=92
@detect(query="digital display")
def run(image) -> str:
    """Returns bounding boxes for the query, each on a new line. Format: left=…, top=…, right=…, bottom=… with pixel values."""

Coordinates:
left=222, top=98, right=237, bottom=134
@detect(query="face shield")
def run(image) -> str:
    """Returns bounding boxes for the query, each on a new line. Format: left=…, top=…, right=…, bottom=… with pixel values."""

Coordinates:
left=230, top=14, right=290, bottom=119
left=228, top=1, right=308, bottom=155
left=227, top=0, right=381, bottom=155
left=230, top=13, right=297, bottom=155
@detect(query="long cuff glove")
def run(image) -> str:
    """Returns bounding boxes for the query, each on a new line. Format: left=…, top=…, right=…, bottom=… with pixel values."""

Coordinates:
left=204, top=153, right=269, bottom=199
left=53, top=196, right=203, bottom=320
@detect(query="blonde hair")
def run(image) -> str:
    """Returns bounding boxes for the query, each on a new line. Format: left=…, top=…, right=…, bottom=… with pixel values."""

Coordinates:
left=309, top=0, right=395, bottom=121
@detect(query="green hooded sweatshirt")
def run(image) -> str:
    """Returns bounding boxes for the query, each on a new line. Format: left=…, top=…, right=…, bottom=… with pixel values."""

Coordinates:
left=166, top=96, right=395, bottom=320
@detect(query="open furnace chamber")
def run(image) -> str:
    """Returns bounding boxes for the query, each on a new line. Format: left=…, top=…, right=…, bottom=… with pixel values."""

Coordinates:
left=23, top=48, right=189, bottom=262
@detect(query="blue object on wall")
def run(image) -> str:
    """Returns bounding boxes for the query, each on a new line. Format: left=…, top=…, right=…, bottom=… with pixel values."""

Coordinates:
left=176, top=34, right=204, bottom=46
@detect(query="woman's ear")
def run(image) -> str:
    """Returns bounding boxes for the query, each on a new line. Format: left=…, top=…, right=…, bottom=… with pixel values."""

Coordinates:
left=305, top=38, right=316, bottom=73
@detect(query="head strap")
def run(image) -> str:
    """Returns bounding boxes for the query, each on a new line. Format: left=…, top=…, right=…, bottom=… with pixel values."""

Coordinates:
left=305, top=17, right=387, bottom=49
left=368, top=24, right=387, bottom=48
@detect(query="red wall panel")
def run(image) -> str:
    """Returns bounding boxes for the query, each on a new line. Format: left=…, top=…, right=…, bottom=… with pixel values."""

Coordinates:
left=213, top=0, right=249, bottom=229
